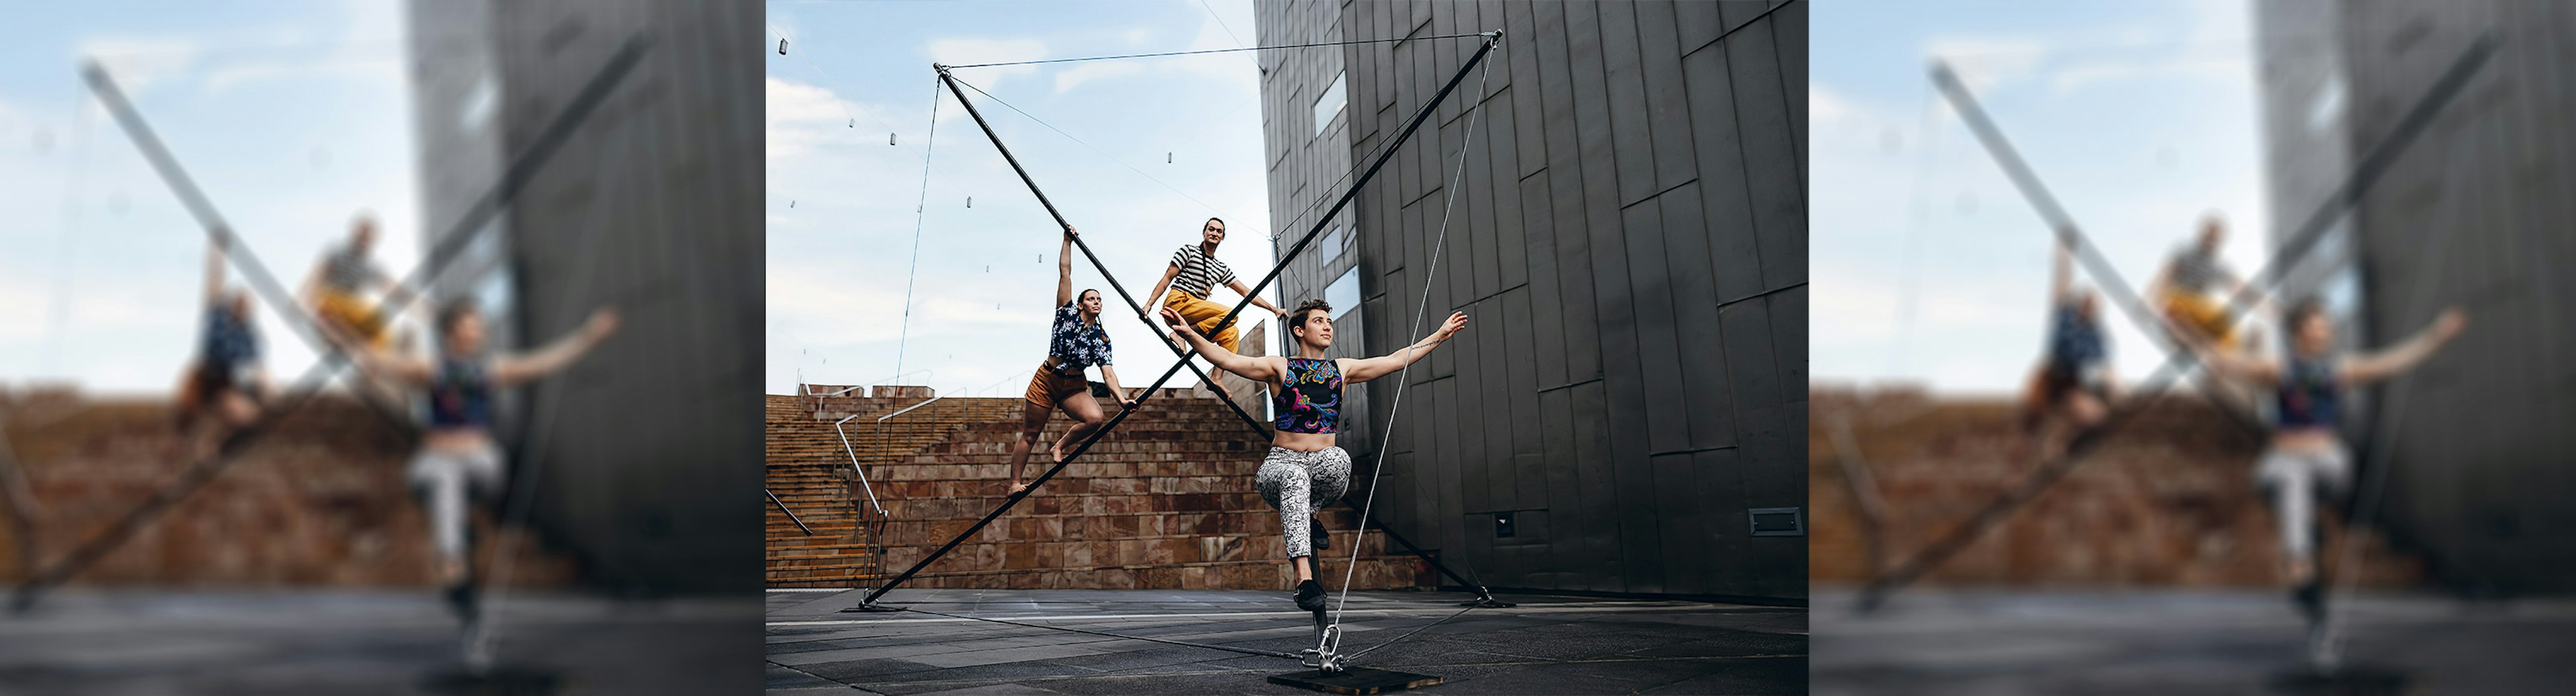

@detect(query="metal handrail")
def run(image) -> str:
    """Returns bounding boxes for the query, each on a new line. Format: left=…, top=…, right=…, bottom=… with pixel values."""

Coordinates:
left=804, top=368, right=935, bottom=398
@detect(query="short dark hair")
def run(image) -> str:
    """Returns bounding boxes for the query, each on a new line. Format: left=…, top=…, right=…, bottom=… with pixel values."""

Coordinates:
left=437, top=299, right=481, bottom=333
left=2286, top=297, right=2327, bottom=331
left=1288, top=299, right=1332, bottom=335
left=1203, top=217, right=1226, bottom=231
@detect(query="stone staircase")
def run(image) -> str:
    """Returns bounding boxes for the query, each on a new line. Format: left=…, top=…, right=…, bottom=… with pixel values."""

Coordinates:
left=1809, top=385, right=2426, bottom=588
left=0, top=391, right=580, bottom=587
left=765, top=387, right=1430, bottom=591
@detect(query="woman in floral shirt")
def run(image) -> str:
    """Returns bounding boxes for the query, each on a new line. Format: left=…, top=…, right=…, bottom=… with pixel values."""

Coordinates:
left=1010, top=227, right=1136, bottom=494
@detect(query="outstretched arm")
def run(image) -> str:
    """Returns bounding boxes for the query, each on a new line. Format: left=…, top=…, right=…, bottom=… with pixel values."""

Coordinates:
left=1144, top=264, right=1180, bottom=317
left=492, top=308, right=622, bottom=387
left=344, top=345, right=435, bottom=387
left=1159, top=306, right=1279, bottom=382
left=2342, top=307, right=2467, bottom=386
left=1055, top=227, right=1076, bottom=307
left=1342, top=311, right=1470, bottom=384
left=2182, top=332, right=2279, bottom=387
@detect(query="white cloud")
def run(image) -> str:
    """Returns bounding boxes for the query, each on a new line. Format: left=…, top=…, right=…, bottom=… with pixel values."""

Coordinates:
left=76, top=36, right=203, bottom=97
left=1811, top=84, right=1854, bottom=126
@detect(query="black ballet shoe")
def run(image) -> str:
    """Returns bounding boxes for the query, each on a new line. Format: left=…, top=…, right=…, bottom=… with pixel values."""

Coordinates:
left=2292, top=579, right=2324, bottom=624
left=1293, top=579, right=1327, bottom=612
left=445, top=581, right=479, bottom=623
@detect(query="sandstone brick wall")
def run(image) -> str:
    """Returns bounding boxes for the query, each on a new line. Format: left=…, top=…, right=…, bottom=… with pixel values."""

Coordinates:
left=1809, top=386, right=2424, bottom=588
left=767, top=388, right=1429, bottom=591
left=0, top=391, right=579, bottom=587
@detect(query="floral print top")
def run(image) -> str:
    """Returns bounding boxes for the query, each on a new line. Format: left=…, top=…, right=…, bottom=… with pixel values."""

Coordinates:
left=1047, top=301, right=1113, bottom=375
left=1272, top=357, right=1342, bottom=434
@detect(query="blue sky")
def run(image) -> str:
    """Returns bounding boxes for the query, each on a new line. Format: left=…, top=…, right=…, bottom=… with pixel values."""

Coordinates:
left=0, top=1, right=419, bottom=395
left=766, top=0, right=1277, bottom=396
left=1811, top=0, right=2277, bottom=394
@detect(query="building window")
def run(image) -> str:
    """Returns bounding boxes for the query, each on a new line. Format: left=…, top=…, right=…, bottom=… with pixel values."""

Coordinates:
left=1324, top=266, right=1360, bottom=322
left=1313, top=71, right=1345, bottom=137
left=2307, top=74, right=2345, bottom=137
left=1319, top=225, right=1345, bottom=264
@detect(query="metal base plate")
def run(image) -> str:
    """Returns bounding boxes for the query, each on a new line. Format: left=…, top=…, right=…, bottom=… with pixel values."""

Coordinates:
left=420, top=662, right=565, bottom=695
left=2265, top=666, right=2412, bottom=696
left=839, top=603, right=905, bottom=613
left=1267, top=667, right=1444, bottom=695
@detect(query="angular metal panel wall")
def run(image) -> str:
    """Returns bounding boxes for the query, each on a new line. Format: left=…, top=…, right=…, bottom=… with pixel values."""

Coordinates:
left=410, top=0, right=763, bottom=593
left=1258, top=0, right=1807, bottom=599
left=2260, top=0, right=2576, bottom=593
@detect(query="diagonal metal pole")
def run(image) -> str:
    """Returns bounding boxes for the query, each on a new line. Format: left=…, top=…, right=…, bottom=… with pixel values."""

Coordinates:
left=9, top=35, right=654, bottom=612
left=859, top=33, right=1500, bottom=607
left=1927, top=61, right=2259, bottom=432
left=1859, top=34, right=2498, bottom=609
left=80, top=62, right=411, bottom=426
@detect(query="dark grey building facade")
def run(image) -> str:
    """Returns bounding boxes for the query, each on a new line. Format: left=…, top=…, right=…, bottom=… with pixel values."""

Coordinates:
left=2257, top=0, right=2576, bottom=593
left=1257, top=0, right=1808, bottom=600
left=409, top=0, right=763, bottom=593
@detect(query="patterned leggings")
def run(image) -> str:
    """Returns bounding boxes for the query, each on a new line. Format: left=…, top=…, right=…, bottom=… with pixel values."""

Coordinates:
left=1255, top=446, right=1352, bottom=559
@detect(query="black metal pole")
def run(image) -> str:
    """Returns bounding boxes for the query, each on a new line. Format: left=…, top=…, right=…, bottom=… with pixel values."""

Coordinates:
left=9, top=35, right=653, bottom=611
left=862, top=33, right=1500, bottom=606
left=770, top=488, right=812, bottom=536
left=1860, top=34, right=2497, bottom=608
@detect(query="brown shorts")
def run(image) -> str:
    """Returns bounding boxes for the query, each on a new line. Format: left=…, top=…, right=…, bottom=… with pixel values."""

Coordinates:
left=1024, top=360, right=1090, bottom=407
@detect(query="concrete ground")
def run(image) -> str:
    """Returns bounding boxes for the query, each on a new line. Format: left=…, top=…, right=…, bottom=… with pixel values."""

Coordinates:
left=767, top=588, right=1808, bottom=695
left=1813, top=586, right=2576, bottom=695
left=0, top=589, right=762, bottom=695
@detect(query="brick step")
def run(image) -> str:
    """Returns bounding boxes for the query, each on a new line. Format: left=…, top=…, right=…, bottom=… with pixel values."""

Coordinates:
left=1810, top=389, right=2427, bottom=587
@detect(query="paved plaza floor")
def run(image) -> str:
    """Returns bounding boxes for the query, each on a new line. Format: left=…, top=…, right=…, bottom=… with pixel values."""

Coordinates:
left=767, top=587, right=1808, bottom=695
left=1812, top=586, right=2576, bottom=695
left=0, top=589, right=761, bottom=695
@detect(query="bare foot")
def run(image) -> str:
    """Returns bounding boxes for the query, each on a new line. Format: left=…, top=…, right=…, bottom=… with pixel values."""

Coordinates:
left=1008, top=481, right=1030, bottom=496
left=1049, top=440, right=1067, bottom=463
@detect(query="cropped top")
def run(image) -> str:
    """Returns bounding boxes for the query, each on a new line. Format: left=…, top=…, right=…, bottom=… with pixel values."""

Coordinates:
left=2276, top=354, right=2340, bottom=430
left=429, top=355, right=494, bottom=430
left=1273, top=357, right=1343, bottom=434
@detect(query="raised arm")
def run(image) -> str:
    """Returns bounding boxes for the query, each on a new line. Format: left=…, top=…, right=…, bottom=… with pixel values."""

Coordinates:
left=1342, top=311, right=1470, bottom=384
left=1159, top=306, right=1279, bottom=382
left=2049, top=228, right=2075, bottom=304
left=205, top=239, right=228, bottom=303
left=492, top=308, right=621, bottom=387
left=2341, top=307, right=2467, bottom=386
left=1055, top=227, right=1076, bottom=307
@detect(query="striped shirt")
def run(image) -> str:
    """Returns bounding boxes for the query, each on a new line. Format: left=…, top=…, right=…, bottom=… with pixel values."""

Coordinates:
left=2168, top=246, right=2230, bottom=294
left=1169, top=245, right=1236, bottom=299
left=322, top=243, right=385, bottom=293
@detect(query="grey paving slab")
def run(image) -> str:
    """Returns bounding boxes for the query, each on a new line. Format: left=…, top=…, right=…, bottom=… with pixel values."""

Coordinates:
left=1812, top=587, right=2576, bottom=695
left=0, top=589, right=761, bottom=695
left=771, top=589, right=1807, bottom=695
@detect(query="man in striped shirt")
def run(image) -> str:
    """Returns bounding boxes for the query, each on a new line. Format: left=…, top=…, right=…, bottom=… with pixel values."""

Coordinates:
left=2149, top=213, right=2251, bottom=350
left=301, top=213, right=411, bottom=352
left=1144, top=217, right=1285, bottom=354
